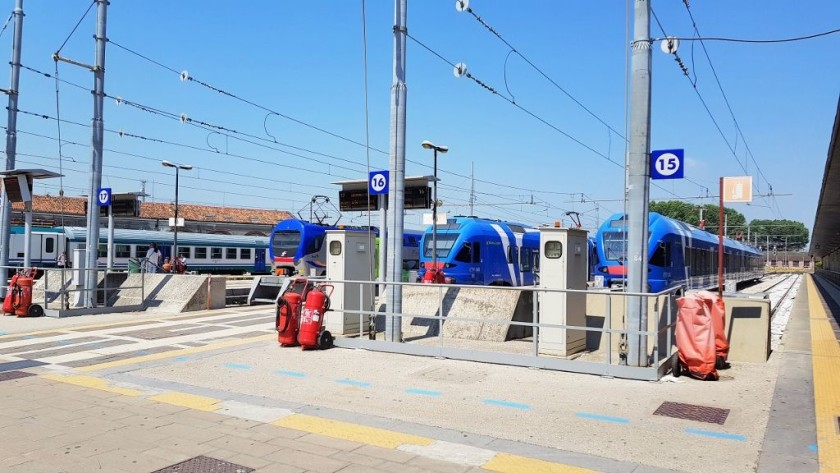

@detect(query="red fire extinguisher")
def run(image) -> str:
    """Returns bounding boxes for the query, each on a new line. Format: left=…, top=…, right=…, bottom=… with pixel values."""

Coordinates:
left=298, top=285, right=333, bottom=350
left=276, top=292, right=303, bottom=346
left=14, top=275, right=33, bottom=317
left=2, top=272, right=20, bottom=315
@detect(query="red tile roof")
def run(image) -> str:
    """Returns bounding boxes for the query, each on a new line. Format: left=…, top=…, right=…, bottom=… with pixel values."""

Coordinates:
left=11, top=195, right=293, bottom=225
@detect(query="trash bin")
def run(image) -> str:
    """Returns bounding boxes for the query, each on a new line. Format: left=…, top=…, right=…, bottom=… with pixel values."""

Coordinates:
left=128, top=258, right=140, bottom=274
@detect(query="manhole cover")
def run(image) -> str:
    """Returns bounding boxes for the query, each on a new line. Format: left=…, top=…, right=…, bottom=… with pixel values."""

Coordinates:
left=151, top=456, right=254, bottom=473
left=0, top=370, right=35, bottom=382
left=653, top=401, right=730, bottom=425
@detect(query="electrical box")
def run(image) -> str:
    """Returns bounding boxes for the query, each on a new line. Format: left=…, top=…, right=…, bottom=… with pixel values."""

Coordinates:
left=325, top=230, right=375, bottom=335
left=538, top=227, right=588, bottom=357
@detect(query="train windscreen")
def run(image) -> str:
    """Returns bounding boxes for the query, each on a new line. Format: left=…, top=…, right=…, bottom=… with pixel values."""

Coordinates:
left=271, top=231, right=301, bottom=258
left=424, top=233, right=458, bottom=259
left=601, top=231, right=627, bottom=262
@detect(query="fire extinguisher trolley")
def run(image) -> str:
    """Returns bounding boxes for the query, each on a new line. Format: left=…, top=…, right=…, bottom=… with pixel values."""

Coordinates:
left=298, top=283, right=334, bottom=350
left=3, top=267, right=43, bottom=317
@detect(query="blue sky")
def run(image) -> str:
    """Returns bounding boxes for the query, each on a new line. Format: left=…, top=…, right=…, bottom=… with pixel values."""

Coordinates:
left=4, top=1, right=838, bottom=235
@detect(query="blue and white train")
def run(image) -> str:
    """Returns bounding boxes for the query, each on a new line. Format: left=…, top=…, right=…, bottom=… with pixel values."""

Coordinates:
left=6, top=226, right=271, bottom=274
left=417, top=217, right=540, bottom=286
left=269, top=219, right=421, bottom=277
left=594, top=212, right=764, bottom=292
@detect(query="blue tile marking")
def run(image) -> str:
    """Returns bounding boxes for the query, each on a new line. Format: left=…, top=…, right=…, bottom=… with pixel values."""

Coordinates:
left=224, top=362, right=251, bottom=370
left=484, top=399, right=530, bottom=410
left=173, top=356, right=190, bottom=362
left=335, top=378, right=371, bottom=387
left=684, top=428, right=746, bottom=442
left=405, top=388, right=442, bottom=397
left=135, top=350, right=150, bottom=356
left=0, top=332, right=8, bottom=336
left=0, top=360, right=47, bottom=372
left=575, top=412, right=630, bottom=424
left=808, top=444, right=818, bottom=452
left=275, top=370, right=306, bottom=378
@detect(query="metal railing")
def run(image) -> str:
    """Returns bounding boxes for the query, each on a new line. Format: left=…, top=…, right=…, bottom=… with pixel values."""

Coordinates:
left=1, top=264, right=147, bottom=314
left=314, top=278, right=681, bottom=381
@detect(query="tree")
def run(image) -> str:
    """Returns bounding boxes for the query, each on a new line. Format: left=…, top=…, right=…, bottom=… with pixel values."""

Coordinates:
left=649, top=200, right=746, bottom=238
left=747, top=219, right=809, bottom=251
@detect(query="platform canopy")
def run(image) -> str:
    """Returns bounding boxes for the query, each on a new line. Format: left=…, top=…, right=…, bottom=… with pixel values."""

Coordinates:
left=810, top=97, right=840, bottom=259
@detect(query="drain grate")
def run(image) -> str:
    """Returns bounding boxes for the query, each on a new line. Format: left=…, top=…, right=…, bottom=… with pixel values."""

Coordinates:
left=151, top=456, right=254, bottom=473
left=653, top=401, right=730, bottom=425
left=0, top=370, right=35, bottom=382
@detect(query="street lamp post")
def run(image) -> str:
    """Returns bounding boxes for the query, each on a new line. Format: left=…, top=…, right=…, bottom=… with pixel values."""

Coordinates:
left=162, top=160, right=192, bottom=266
left=421, top=140, right=448, bottom=282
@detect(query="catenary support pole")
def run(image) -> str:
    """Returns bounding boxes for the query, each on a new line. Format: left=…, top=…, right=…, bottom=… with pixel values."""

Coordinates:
left=718, top=177, right=724, bottom=294
left=83, top=0, right=107, bottom=307
left=0, top=0, right=24, bottom=297
left=385, top=0, right=407, bottom=343
left=625, top=0, right=652, bottom=367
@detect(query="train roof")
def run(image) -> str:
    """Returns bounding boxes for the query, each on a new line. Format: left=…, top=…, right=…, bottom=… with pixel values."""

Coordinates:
left=61, top=227, right=268, bottom=249
left=424, top=216, right=538, bottom=234
left=603, top=212, right=763, bottom=256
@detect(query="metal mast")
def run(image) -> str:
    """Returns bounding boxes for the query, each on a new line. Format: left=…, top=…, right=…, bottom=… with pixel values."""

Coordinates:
left=83, top=0, right=108, bottom=307
left=625, top=0, right=652, bottom=367
left=0, top=0, right=24, bottom=298
left=385, top=0, right=407, bottom=342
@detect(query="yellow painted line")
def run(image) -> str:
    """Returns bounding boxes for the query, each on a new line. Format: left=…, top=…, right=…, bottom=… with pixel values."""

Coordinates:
left=274, top=414, right=433, bottom=449
left=149, top=391, right=220, bottom=411
left=483, top=453, right=599, bottom=473
left=76, top=333, right=273, bottom=372
left=41, top=373, right=142, bottom=396
left=807, top=275, right=840, bottom=473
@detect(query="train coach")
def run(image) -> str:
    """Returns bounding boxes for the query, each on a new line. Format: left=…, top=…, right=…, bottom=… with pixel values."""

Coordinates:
left=418, top=216, right=540, bottom=286
left=594, top=212, right=764, bottom=292
left=7, top=226, right=271, bottom=274
left=269, top=218, right=421, bottom=277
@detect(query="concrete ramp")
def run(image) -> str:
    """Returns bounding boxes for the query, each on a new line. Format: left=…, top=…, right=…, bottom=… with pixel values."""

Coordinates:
left=32, top=270, right=127, bottom=309
left=400, top=286, right=533, bottom=342
left=109, top=274, right=227, bottom=313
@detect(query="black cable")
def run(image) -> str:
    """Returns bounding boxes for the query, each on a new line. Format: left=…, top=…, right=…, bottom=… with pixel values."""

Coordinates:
left=462, top=5, right=626, bottom=141
left=660, top=27, right=840, bottom=44
left=55, top=0, right=95, bottom=55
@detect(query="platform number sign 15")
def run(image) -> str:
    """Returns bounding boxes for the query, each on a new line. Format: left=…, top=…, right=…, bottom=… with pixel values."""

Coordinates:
left=650, top=149, right=684, bottom=180
left=369, top=170, right=389, bottom=195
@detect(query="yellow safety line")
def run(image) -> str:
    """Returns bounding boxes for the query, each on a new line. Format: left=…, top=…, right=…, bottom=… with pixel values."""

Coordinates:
left=807, top=275, right=840, bottom=473
left=76, top=333, right=273, bottom=372
left=483, top=453, right=599, bottom=473
left=149, top=391, right=220, bottom=412
left=41, top=373, right=143, bottom=396
left=274, top=414, right=433, bottom=449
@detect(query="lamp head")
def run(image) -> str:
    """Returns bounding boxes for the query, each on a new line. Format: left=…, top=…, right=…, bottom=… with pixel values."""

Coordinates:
left=180, top=164, right=193, bottom=170
left=161, top=160, right=175, bottom=168
left=421, top=140, right=433, bottom=150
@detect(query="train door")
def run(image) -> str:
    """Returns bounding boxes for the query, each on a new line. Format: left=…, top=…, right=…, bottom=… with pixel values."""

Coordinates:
left=39, top=233, right=58, bottom=266
left=254, top=248, right=267, bottom=273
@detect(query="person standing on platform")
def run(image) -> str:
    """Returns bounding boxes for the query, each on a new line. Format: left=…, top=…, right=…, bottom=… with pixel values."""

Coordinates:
left=145, top=243, right=161, bottom=273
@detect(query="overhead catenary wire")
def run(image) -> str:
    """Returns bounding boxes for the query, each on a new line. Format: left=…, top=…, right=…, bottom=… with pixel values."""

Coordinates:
left=650, top=7, right=780, bottom=217
left=654, top=27, right=840, bottom=44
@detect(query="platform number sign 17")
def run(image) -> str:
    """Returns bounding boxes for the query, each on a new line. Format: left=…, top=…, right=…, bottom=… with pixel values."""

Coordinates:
left=369, top=170, right=389, bottom=195
left=650, top=149, right=684, bottom=180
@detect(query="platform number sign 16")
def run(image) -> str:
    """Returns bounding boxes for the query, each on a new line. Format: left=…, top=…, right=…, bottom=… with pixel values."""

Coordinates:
left=369, top=170, right=389, bottom=195
left=650, top=149, right=684, bottom=180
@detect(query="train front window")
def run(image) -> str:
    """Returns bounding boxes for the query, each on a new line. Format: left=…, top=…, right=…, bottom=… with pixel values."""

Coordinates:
left=601, top=231, right=627, bottom=262
left=272, top=231, right=301, bottom=258
left=424, top=233, right=458, bottom=258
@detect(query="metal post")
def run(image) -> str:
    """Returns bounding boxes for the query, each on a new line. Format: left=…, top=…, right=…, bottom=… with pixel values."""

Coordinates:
left=532, top=290, right=538, bottom=358
left=718, top=177, right=724, bottom=294
left=385, top=0, right=407, bottom=343
left=378, top=194, right=387, bottom=296
left=83, top=0, right=108, bottom=307
left=173, top=166, right=179, bottom=260
left=107, top=203, right=114, bottom=269
left=0, top=0, right=24, bottom=297
left=22, top=202, right=30, bottom=268
left=626, top=0, right=652, bottom=367
left=432, top=148, right=438, bottom=273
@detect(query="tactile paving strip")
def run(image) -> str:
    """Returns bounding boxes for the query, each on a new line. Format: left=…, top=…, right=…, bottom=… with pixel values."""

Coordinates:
left=151, top=455, right=254, bottom=473
left=653, top=401, right=730, bottom=425
left=0, top=370, right=36, bottom=382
